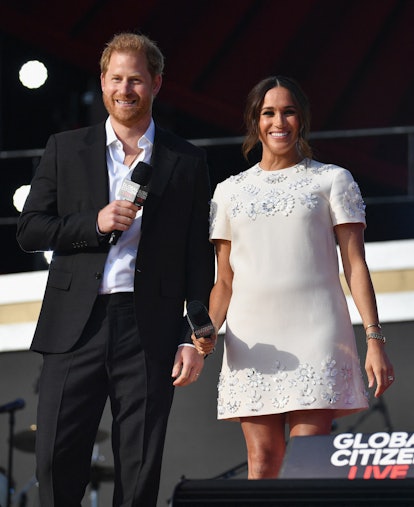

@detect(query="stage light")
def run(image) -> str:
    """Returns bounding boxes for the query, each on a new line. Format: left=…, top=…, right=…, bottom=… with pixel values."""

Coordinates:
left=13, top=185, right=52, bottom=264
left=19, top=60, right=48, bottom=89
left=13, top=185, right=30, bottom=212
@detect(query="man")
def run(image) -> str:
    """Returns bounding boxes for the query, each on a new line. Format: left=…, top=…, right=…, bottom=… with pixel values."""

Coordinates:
left=16, top=32, right=214, bottom=507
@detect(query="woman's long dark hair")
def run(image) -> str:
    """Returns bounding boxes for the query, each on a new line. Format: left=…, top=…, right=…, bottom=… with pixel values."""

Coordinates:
left=242, top=76, right=312, bottom=161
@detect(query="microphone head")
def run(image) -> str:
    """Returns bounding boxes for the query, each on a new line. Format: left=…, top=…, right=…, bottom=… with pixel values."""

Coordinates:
left=131, top=162, right=152, bottom=186
left=186, top=301, right=215, bottom=338
left=0, top=397, right=26, bottom=413
left=14, top=398, right=26, bottom=410
left=186, top=301, right=209, bottom=326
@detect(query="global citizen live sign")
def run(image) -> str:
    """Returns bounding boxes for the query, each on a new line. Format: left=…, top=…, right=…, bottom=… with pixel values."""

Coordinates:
left=279, top=432, right=414, bottom=480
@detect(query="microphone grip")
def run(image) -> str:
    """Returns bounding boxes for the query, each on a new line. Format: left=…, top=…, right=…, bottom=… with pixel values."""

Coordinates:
left=108, top=230, right=122, bottom=246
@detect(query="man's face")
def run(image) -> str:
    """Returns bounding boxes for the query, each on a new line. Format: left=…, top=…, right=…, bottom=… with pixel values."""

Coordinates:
left=101, top=50, right=162, bottom=128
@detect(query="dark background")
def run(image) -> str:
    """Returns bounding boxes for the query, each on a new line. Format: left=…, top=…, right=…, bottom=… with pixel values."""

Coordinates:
left=1, top=0, right=414, bottom=274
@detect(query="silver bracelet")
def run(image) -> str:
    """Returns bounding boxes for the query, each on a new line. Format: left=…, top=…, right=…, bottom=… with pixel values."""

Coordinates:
left=366, top=332, right=386, bottom=344
left=365, top=323, right=381, bottom=330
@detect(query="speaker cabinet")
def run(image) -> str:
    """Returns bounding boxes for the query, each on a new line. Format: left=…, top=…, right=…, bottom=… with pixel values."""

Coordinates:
left=171, top=478, right=414, bottom=506
left=172, top=433, right=414, bottom=506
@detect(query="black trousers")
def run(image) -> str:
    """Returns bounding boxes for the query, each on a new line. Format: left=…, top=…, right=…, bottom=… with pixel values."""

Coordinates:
left=35, top=293, right=175, bottom=507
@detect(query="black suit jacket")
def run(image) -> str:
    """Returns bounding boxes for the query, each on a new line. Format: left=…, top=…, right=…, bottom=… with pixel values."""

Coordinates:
left=16, top=122, right=215, bottom=363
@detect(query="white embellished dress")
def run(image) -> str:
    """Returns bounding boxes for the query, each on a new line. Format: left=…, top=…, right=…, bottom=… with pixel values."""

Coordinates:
left=209, top=158, right=369, bottom=421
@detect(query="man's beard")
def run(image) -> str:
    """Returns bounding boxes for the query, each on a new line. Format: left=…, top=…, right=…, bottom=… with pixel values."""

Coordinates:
left=102, top=94, right=152, bottom=127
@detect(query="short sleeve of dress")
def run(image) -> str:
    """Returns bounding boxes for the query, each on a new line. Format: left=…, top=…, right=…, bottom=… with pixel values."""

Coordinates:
left=329, top=168, right=366, bottom=228
left=209, top=182, right=232, bottom=241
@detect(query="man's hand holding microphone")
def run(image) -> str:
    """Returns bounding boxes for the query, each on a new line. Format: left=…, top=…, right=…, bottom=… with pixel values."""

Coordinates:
left=97, top=161, right=152, bottom=241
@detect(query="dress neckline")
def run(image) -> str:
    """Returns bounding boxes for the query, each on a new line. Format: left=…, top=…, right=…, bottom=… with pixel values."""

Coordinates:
left=257, top=158, right=308, bottom=172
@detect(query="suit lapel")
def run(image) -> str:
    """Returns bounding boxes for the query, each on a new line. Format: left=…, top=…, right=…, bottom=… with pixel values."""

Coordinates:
left=141, top=127, right=178, bottom=229
left=149, top=127, right=177, bottom=197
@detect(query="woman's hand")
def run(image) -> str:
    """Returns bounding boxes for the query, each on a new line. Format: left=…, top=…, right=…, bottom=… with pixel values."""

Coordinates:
left=191, top=333, right=217, bottom=357
left=365, top=339, right=395, bottom=397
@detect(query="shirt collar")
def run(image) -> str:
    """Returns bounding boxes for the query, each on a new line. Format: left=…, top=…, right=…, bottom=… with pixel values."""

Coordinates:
left=105, top=117, right=155, bottom=148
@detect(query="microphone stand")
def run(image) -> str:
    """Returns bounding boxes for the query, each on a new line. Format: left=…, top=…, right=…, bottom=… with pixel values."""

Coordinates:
left=347, top=396, right=394, bottom=433
left=0, top=399, right=25, bottom=507
left=6, top=409, right=16, bottom=507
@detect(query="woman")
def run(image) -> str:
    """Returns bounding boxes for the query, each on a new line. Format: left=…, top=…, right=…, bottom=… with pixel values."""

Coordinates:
left=193, top=76, right=394, bottom=478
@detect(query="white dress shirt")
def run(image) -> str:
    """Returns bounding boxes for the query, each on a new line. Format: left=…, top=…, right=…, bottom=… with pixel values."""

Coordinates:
left=99, top=117, right=155, bottom=294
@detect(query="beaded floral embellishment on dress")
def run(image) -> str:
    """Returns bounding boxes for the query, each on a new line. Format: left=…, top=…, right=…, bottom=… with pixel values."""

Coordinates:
left=209, top=159, right=366, bottom=228
left=217, top=356, right=368, bottom=417
left=343, top=181, right=366, bottom=217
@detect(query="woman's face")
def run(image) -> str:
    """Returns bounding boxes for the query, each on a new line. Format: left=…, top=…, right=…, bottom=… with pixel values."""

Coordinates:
left=258, top=86, right=301, bottom=159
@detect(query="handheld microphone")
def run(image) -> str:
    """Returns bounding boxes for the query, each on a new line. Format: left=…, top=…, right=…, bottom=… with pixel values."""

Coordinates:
left=186, top=301, right=215, bottom=339
left=0, top=398, right=25, bottom=414
left=109, top=161, right=152, bottom=246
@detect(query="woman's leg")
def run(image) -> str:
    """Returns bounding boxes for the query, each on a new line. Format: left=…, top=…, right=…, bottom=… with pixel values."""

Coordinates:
left=240, top=414, right=287, bottom=479
left=288, top=409, right=334, bottom=437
